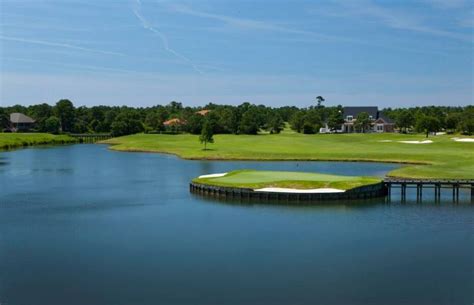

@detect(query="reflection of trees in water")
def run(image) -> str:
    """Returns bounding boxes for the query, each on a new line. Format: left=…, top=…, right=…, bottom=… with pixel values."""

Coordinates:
left=0, top=155, right=8, bottom=166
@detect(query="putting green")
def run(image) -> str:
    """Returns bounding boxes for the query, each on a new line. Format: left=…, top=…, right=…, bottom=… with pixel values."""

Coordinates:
left=193, top=170, right=382, bottom=190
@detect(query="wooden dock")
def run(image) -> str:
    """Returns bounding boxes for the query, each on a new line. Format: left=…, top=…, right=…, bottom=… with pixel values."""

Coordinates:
left=383, top=178, right=474, bottom=202
left=69, top=134, right=113, bottom=143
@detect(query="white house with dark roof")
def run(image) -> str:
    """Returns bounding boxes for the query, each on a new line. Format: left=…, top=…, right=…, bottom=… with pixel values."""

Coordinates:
left=342, top=107, right=395, bottom=133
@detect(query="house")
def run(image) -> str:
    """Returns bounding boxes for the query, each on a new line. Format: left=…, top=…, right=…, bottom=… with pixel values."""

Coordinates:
left=163, top=118, right=186, bottom=133
left=163, top=118, right=186, bottom=127
left=9, top=113, right=35, bottom=132
left=342, top=107, right=394, bottom=133
left=374, top=112, right=395, bottom=133
left=196, top=109, right=211, bottom=116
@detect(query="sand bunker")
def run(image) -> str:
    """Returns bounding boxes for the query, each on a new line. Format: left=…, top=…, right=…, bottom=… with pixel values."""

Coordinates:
left=378, top=140, right=393, bottom=142
left=452, top=137, right=474, bottom=143
left=253, top=187, right=345, bottom=193
left=198, top=173, right=228, bottom=179
left=398, top=140, right=433, bottom=144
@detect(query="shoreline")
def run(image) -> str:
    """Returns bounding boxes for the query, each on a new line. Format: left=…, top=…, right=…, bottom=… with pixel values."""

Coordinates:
left=0, top=134, right=77, bottom=151
left=103, top=144, right=427, bottom=165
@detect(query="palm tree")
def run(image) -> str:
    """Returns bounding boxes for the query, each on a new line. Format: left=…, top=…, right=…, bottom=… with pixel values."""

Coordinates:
left=316, top=96, right=325, bottom=108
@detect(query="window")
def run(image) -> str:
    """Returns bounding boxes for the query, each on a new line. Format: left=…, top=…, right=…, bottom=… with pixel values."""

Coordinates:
left=369, top=115, right=373, bottom=120
left=346, top=115, right=353, bottom=121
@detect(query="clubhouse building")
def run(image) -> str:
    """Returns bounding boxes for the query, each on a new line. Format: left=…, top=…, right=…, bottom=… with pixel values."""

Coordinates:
left=341, top=106, right=395, bottom=133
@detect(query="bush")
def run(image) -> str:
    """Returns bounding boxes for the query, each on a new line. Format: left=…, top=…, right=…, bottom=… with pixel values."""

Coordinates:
left=44, top=116, right=61, bottom=134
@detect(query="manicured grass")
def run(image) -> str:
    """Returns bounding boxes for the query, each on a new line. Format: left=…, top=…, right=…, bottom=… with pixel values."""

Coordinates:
left=0, top=133, right=77, bottom=150
left=103, top=133, right=474, bottom=179
left=193, top=170, right=381, bottom=190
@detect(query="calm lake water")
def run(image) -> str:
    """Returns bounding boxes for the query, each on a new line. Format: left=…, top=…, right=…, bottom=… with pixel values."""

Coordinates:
left=0, top=144, right=472, bottom=305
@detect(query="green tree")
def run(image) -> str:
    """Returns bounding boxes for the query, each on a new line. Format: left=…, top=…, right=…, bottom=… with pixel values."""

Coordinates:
left=290, top=111, right=305, bottom=133
left=354, top=112, right=371, bottom=133
left=199, top=119, right=214, bottom=150
left=111, top=111, right=144, bottom=136
left=103, top=110, right=118, bottom=132
left=44, top=116, right=61, bottom=134
left=302, top=109, right=323, bottom=134
left=167, top=101, right=183, bottom=114
left=0, top=108, right=9, bottom=130
left=415, top=115, right=441, bottom=137
left=54, top=99, right=75, bottom=132
left=240, top=108, right=260, bottom=134
left=145, top=111, right=165, bottom=132
left=457, top=107, right=474, bottom=135
left=327, top=109, right=344, bottom=132
left=267, top=114, right=284, bottom=134
left=186, top=114, right=204, bottom=134
left=316, top=96, right=325, bottom=108
left=28, top=103, right=52, bottom=132
left=445, top=113, right=460, bottom=133
left=217, top=107, right=240, bottom=134
left=395, top=109, right=414, bottom=133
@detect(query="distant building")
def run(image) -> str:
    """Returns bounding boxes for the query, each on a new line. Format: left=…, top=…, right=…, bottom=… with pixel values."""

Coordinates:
left=374, top=112, right=395, bottom=133
left=163, top=118, right=186, bottom=127
left=196, top=109, right=211, bottom=116
left=163, top=118, right=186, bottom=133
left=9, top=113, right=35, bottom=132
left=342, top=107, right=394, bottom=133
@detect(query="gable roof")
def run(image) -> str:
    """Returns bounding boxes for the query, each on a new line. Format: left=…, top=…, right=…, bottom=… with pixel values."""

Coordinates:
left=163, top=118, right=186, bottom=126
left=343, top=107, right=378, bottom=118
left=377, top=111, right=394, bottom=124
left=10, top=113, right=35, bottom=124
left=196, top=109, right=211, bottom=116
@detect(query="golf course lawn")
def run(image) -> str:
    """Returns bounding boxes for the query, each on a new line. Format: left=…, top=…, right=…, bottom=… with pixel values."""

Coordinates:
left=103, top=133, right=474, bottom=179
left=0, top=133, right=76, bottom=150
left=193, top=170, right=381, bottom=190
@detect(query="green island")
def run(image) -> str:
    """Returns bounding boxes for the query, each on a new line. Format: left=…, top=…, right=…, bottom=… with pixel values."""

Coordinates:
left=103, top=132, right=474, bottom=179
left=0, top=133, right=77, bottom=150
left=193, top=170, right=381, bottom=190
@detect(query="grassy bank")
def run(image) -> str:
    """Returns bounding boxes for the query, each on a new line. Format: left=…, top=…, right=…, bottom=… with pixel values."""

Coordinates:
left=0, top=133, right=77, bottom=150
left=103, top=133, right=474, bottom=179
left=193, top=170, right=381, bottom=190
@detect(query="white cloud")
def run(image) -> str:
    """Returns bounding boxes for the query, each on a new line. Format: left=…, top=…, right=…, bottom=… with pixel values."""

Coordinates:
left=163, top=2, right=453, bottom=56
left=314, top=0, right=472, bottom=43
left=0, top=35, right=125, bottom=56
left=131, top=0, right=204, bottom=74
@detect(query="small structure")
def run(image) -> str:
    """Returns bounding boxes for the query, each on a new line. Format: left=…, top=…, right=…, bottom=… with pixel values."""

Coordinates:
left=342, top=107, right=394, bottom=133
left=9, top=113, right=35, bottom=132
left=196, top=109, right=211, bottom=116
left=163, top=118, right=186, bottom=127
left=163, top=118, right=186, bottom=133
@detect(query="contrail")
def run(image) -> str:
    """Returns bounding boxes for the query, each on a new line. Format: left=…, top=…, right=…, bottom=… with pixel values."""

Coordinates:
left=132, top=0, right=204, bottom=74
left=0, top=35, right=125, bottom=56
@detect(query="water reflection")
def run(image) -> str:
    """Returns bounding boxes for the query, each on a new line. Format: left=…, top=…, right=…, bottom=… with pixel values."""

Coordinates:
left=0, top=144, right=472, bottom=305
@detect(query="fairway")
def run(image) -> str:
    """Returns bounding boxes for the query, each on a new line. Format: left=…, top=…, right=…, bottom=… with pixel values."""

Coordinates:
left=193, top=170, right=381, bottom=190
left=104, top=133, right=474, bottom=179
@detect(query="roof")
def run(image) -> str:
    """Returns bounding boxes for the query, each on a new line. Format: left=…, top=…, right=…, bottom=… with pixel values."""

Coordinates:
left=196, top=109, right=211, bottom=116
left=10, top=113, right=35, bottom=124
left=163, top=118, right=186, bottom=126
left=343, top=107, right=378, bottom=118
left=377, top=111, right=395, bottom=124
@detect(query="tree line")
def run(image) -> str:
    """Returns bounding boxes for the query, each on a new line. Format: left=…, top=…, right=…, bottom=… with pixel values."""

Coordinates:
left=0, top=99, right=473, bottom=136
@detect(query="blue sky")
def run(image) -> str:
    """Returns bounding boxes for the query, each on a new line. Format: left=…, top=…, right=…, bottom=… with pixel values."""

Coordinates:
left=0, top=0, right=473, bottom=107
